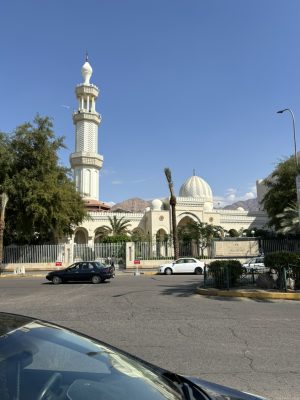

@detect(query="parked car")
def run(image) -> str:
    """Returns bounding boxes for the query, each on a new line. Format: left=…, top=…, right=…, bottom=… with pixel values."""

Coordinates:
left=46, top=261, right=115, bottom=284
left=0, top=312, right=267, bottom=400
left=158, top=258, right=205, bottom=275
left=242, top=256, right=265, bottom=273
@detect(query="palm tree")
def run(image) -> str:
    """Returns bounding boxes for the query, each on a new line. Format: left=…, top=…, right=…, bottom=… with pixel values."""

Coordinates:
left=276, top=202, right=300, bottom=234
left=164, top=168, right=179, bottom=259
left=95, top=216, right=132, bottom=241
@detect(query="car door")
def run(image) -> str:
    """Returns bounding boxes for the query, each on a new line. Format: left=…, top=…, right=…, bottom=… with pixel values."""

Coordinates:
left=253, top=257, right=264, bottom=271
left=173, top=259, right=185, bottom=273
left=185, top=258, right=197, bottom=273
left=77, top=262, right=93, bottom=281
left=65, top=263, right=81, bottom=281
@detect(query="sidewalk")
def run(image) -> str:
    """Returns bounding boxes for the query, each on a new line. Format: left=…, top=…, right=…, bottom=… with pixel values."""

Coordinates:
left=196, top=287, right=300, bottom=300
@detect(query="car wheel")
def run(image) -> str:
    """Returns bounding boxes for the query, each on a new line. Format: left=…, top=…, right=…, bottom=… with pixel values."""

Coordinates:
left=194, top=267, right=202, bottom=275
left=52, top=276, right=62, bottom=285
left=92, top=275, right=102, bottom=284
left=164, top=268, right=172, bottom=275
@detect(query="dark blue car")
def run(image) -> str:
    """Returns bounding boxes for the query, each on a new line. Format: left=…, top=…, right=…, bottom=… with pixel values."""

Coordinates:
left=46, top=261, right=115, bottom=284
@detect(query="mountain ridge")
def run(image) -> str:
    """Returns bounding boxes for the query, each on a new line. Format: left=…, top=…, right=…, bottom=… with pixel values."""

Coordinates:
left=109, top=197, right=259, bottom=213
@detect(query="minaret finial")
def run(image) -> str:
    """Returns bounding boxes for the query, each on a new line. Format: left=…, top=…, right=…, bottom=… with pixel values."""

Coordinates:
left=85, top=50, right=89, bottom=62
left=193, top=169, right=196, bottom=176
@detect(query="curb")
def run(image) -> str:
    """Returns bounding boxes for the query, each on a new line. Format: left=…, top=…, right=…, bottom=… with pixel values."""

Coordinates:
left=196, top=287, right=300, bottom=300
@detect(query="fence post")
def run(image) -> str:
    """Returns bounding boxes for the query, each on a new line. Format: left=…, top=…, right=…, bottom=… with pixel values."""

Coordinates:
left=226, top=265, right=230, bottom=290
left=283, top=266, right=287, bottom=292
left=251, top=268, right=255, bottom=285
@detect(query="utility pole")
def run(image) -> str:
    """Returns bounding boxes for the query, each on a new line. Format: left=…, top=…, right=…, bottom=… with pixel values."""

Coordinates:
left=0, top=193, right=8, bottom=270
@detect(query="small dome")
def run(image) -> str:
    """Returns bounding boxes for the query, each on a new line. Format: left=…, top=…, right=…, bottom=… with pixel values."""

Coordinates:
left=237, top=207, right=245, bottom=212
left=82, top=61, right=93, bottom=84
left=145, top=207, right=151, bottom=212
left=179, top=175, right=213, bottom=200
left=151, top=199, right=163, bottom=211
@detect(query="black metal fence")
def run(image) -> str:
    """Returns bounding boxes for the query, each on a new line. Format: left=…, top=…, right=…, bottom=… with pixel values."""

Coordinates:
left=261, top=239, right=300, bottom=254
left=203, top=264, right=300, bottom=291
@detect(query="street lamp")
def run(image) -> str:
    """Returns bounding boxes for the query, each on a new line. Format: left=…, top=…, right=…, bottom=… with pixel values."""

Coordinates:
left=0, top=193, right=8, bottom=269
left=277, top=108, right=300, bottom=226
left=277, top=108, right=298, bottom=168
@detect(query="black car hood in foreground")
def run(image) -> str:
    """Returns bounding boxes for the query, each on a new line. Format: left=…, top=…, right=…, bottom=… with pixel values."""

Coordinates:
left=0, top=313, right=267, bottom=400
left=186, top=377, right=266, bottom=400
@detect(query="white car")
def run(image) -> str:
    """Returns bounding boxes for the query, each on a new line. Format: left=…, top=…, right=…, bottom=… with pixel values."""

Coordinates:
left=158, top=257, right=205, bottom=275
left=242, top=256, right=265, bottom=273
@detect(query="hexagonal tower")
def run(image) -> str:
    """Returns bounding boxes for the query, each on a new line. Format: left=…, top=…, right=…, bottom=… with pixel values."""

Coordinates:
left=70, top=56, right=103, bottom=201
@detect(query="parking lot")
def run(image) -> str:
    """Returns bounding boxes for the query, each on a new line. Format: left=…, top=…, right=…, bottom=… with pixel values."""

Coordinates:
left=0, top=273, right=299, bottom=399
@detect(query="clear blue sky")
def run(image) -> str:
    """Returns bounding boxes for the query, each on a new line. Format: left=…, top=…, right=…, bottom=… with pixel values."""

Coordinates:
left=1, top=0, right=300, bottom=205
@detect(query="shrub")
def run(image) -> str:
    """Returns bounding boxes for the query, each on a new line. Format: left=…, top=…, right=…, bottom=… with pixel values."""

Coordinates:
left=208, top=260, right=243, bottom=288
left=264, top=251, right=300, bottom=290
left=264, top=252, right=300, bottom=270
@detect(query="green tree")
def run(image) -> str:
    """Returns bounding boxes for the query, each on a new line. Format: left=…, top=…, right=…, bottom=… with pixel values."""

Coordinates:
left=262, top=156, right=298, bottom=232
left=3, top=115, right=87, bottom=244
left=182, top=221, right=223, bottom=257
left=164, top=168, right=179, bottom=259
left=95, top=216, right=132, bottom=242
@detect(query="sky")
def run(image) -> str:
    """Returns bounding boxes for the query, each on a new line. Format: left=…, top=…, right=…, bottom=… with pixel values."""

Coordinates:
left=1, top=0, right=300, bottom=206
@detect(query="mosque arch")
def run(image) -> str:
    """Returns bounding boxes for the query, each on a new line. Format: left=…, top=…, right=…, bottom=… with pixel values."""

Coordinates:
left=155, top=228, right=169, bottom=242
left=177, top=213, right=200, bottom=228
left=74, top=228, right=88, bottom=244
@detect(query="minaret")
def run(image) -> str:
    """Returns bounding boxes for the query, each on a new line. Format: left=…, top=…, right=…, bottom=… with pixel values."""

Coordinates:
left=70, top=56, right=103, bottom=201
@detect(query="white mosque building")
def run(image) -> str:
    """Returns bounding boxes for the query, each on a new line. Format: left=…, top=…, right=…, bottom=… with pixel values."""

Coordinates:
left=70, top=58, right=268, bottom=246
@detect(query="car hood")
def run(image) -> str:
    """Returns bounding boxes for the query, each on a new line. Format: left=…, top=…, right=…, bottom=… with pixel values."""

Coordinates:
left=186, top=376, right=267, bottom=400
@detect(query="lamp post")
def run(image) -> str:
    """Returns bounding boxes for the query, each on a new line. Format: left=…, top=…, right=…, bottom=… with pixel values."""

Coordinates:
left=277, top=108, right=298, bottom=168
left=277, top=108, right=300, bottom=226
left=0, top=193, right=8, bottom=270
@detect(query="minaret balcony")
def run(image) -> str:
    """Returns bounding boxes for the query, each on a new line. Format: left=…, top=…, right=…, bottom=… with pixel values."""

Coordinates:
left=73, top=111, right=101, bottom=125
left=70, top=152, right=103, bottom=169
left=75, top=84, right=99, bottom=98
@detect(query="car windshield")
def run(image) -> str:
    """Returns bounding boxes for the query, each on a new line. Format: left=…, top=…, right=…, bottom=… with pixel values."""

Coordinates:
left=0, top=320, right=182, bottom=400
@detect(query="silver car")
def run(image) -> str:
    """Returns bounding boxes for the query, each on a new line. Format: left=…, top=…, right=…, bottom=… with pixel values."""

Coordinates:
left=242, top=256, right=265, bottom=273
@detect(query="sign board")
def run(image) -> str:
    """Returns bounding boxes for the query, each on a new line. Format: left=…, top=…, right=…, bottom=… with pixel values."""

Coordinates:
left=55, top=261, right=62, bottom=267
left=134, top=260, right=140, bottom=265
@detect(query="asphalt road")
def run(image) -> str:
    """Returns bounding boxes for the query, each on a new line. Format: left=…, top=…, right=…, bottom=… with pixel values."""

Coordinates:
left=0, top=274, right=299, bottom=400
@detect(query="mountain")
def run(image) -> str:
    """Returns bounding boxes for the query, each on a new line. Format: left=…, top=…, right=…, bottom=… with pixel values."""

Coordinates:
left=110, top=197, right=151, bottom=213
left=223, top=198, right=259, bottom=212
left=110, top=197, right=259, bottom=213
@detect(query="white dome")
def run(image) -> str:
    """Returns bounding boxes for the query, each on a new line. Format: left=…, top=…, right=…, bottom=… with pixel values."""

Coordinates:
left=82, top=61, right=93, bottom=84
left=151, top=199, right=163, bottom=211
left=179, top=175, right=213, bottom=200
left=237, top=207, right=245, bottom=212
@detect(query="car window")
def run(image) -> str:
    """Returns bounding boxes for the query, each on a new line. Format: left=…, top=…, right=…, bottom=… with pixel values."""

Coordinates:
left=94, top=262, right=106, bottom=269
left=175, top=259, right=184, bottom=264
left=68, top=264, right=80, bottom=271
left=80, top=263, right=94, bottom=271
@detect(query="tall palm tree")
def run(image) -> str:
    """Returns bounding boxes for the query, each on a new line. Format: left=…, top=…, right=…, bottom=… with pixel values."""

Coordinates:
left=164, top=168, right=179, bottom=259
left=95, top=216, right=132, bottom=241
